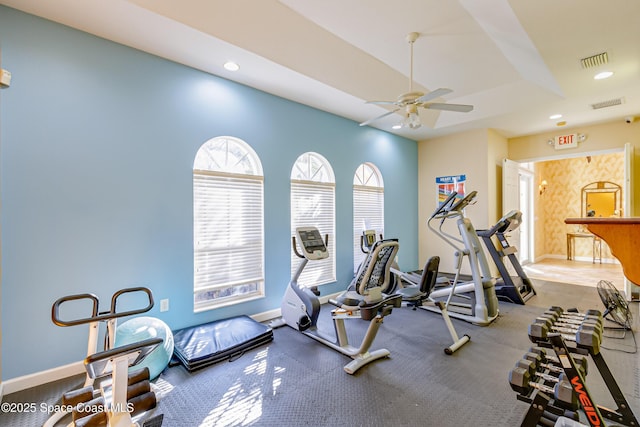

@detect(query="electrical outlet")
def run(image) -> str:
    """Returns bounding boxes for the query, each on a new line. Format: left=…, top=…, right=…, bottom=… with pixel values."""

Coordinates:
left=160, top=299, right=169, bottom=312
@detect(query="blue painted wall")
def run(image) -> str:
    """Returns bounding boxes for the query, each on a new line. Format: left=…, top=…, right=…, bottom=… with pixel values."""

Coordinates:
left=0, top=6, right=418, bottom=380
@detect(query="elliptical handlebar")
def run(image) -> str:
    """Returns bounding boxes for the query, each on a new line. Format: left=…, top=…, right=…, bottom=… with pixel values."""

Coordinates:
left=448, top=190, right=477, bottom=213
left=430, top=190, right=478, bottom=220
left=431, top=191, right=459, bottom=219
left=52, top=286, right=154, bottom=327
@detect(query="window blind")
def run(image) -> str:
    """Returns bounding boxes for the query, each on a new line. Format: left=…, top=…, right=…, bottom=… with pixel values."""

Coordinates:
left=291, top=180, right=336, bottom=287
left=353, top=185, right=384, bottom=271
left=194, top=170, right=264, bottom=310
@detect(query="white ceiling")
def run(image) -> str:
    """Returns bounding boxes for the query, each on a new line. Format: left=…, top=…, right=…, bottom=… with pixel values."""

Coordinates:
left=3, top=0, right=640, bottom=141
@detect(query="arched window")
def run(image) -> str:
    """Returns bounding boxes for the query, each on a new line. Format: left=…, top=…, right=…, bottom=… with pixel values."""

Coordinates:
left=353, top=163, right=385, bottom=272
left=290, top=152, right=336, bottom=286
left=193, top=136, right=264, bottom=311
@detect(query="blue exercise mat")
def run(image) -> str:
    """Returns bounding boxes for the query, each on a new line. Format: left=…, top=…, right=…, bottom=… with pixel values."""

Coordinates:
left=171, top=315, right=273, bottom=371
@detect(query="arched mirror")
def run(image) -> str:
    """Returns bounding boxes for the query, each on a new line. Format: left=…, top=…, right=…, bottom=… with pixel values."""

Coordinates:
left=581, top=181, right=621, bottom=217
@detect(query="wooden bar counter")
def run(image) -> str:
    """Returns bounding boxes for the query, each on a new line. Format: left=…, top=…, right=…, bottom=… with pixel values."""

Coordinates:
left=565, top=217, right=640, bottom=285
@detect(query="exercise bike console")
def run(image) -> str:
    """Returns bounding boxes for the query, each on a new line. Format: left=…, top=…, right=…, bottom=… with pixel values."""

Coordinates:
left=294, top=227, right=329, bottom=260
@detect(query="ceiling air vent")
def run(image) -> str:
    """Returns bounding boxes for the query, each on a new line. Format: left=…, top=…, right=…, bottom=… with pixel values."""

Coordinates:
left=591, top=97, right=624, bottom=110
left=580, top=52, right=608, bottom=69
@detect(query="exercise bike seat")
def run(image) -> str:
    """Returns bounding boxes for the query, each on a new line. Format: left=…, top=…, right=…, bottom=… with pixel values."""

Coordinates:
left=395, top=256, right=440, bottom=307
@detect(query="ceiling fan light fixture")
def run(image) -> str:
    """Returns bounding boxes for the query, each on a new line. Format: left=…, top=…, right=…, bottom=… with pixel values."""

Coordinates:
left=406, top=111, right=421, bottom=129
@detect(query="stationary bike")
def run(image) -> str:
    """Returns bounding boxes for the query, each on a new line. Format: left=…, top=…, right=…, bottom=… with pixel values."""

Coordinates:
left=357, top=230, right=470, bottom=354
left=424, top=191, right=500, bottom=326
left=278, top=226, right=402, bottom=374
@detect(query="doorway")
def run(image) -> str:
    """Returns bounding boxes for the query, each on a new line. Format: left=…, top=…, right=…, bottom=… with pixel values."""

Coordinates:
left=505, top=149, right=628, bottom=288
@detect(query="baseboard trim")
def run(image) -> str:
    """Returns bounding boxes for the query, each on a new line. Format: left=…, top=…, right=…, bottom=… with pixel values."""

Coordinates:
left=0, top=381, right=4, bottom=403
left=3, top=360, right=85, bottom=396
left=251, top=309, right=281, bottom=323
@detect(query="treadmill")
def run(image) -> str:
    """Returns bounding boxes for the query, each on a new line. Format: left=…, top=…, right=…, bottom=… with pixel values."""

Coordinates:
left=476, top=210, right=536, bottom=304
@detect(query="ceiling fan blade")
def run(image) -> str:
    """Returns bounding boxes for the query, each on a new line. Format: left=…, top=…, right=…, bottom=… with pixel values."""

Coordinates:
left=366, top=100, right=400, bottom=106
left=415, top=88, right=453, bottom=104
left=423, top=102, right=474, bottom=113
left=359, top=108, right=401, bottom=127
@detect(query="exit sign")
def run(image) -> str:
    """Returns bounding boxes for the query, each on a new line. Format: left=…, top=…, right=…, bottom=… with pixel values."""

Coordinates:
left=554, top=133, right=578, bottom=150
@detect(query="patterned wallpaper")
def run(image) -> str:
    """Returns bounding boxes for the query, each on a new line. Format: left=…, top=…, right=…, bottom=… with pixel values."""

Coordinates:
left=536, top=151, right=624, bottom=261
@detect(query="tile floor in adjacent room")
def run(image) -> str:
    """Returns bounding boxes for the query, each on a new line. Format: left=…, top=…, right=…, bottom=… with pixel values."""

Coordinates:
left=524, top=258, right=626, bottom=289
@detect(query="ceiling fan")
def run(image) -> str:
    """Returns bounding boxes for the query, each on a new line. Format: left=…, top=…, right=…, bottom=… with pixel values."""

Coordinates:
left=359, top=32, right=473, bottom=129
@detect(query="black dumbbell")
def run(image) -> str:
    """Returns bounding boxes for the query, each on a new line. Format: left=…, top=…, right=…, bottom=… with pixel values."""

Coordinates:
left=528, top=347, right=588, bottom=377
left=528, top=321, right=601, bottom=354
left=518, top=353, right=587, bottom=380
left=544, top=308, right=603, bottom=324
left=516, top=359, right=569, bottom=383
left=508, top=366, right=578, bottom=409
left=533, top=316, right=603, bottom=337
left=547, top=306, right=603, bottom=323
left=540, top=311, right=603, bottom=333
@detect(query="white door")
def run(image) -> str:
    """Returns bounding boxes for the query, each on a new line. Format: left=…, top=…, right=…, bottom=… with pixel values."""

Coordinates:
left=518, top=172, right=534, bottom=264
left=502, top=158, right=523, bottom=255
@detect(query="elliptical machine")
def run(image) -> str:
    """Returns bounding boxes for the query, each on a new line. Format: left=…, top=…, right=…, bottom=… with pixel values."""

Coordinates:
left=424, top=191, right=500, bottom=326
left=278, top=226, right=402, bottom=374
left=476, top=210, right=536, bottom=304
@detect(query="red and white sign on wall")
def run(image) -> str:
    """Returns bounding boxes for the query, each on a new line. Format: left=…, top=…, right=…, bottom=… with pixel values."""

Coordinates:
left=554, top=133, right=578, bottom=150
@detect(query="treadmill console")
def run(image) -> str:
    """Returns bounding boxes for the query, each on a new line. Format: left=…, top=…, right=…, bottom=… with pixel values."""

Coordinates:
left=296, top=227, right=329, bottom=260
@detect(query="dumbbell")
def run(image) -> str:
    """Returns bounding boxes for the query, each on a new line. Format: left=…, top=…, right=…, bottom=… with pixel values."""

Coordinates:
left=539, top=409, right=580, bottom=427
left=544, top=319, right=601, bottom=345
left=533, top=316, right=603, bottom=337
left=547, top=306, right=603, bottom=323
left=540, top=310, right=603, bottom=332
left=541, top=317, right=603, bottom=338
left=543, top=308, right=603, bottom=324
left=517, top=353, right=587, bottom=380
left=516, top=359, right=570, bottom=384
left=528, top=321, right=601, bottom=354
left=509, top=366, right=578, bottom=408
left=528, top=347, right=588, bottom=377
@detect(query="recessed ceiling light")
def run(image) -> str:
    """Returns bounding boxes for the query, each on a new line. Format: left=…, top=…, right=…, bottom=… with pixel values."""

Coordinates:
left=223, top=61, right=240, bottom=72
left=556, top=121, right=567, bottom=126
left=391, top=123, right=402, bottom=130
left=549, top=114, right=562, bottom=120
left=594, top=71, right=613, bottom=80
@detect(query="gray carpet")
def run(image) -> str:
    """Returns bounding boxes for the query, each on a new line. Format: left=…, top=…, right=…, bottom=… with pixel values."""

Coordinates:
left=2, top=279, right=638, bottom=426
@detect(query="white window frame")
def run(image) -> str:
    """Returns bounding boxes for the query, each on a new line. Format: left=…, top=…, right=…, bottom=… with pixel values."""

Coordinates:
left=193, top=136, right=264, bottom=312
left=353, top=163, right=385, bottom=272
left=290, top=152, right=336, bottom=287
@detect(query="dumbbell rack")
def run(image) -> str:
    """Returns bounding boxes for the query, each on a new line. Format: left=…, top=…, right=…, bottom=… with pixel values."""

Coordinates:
left=513, top=307, right=638, bottom=427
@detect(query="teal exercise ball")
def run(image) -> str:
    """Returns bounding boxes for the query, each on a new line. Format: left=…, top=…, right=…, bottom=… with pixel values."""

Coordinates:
left=114, top=316, right=174, bottom=380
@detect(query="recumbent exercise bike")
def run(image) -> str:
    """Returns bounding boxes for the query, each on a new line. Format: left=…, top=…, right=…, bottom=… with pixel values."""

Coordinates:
left=278, top=226, right=401, bottom=374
